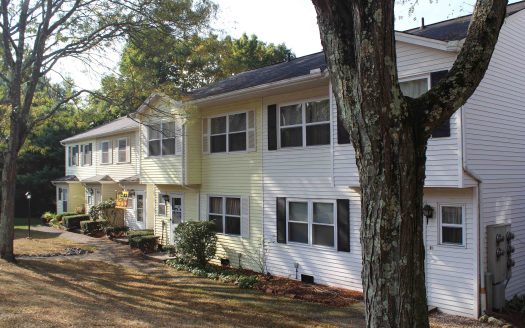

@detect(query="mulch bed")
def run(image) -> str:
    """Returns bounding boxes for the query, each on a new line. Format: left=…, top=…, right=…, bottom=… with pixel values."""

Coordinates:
left=255, top=275, right=363, bottom=307
left=488, top=311, right=525, bottom=328
left=16, top=247, right=93, bottom=258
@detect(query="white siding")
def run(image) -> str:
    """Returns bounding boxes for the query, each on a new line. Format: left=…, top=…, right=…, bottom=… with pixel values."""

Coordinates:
left=65, top=139, right=97, bottom=180
left=463, top=11, right=525, bottom=299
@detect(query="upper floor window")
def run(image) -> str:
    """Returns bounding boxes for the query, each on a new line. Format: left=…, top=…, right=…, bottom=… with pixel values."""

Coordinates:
left=203, top=111, right=255, bottom=154
left=440, top=205, right=465, bottom=246
left=82, top=143, right=92, bottom=166
left=117, top=137, right=129, bottom=163
left=279, top=99, right=330, bottom=148
left=100, top=140, right=111, bottom=164
left=287, top=199, right=335, bottom=248
left=69, top=145, right=79, bottom=166
left=148, top=122, right=176, bottom=157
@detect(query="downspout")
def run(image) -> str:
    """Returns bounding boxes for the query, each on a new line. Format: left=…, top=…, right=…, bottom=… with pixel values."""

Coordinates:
left=460, top=107, right=484, bottom=316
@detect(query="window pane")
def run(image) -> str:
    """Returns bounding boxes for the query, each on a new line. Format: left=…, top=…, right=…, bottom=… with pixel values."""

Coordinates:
left=400, top=79, right=428, bottom=98
left=313, top=203, right=334, bottom=224
left=209, top=215, right=223, bottom=233
left=229, top=132, right=246, bottom=151
left=442, top=227, right=463, bottom=244
left=158, top=194, right=166, bottom=215
left=118, top=150, right=126, bottom=162
left=229, top=113, right=246, bottom=132
left=209, top=197, right=222, bottom=214
left=211, top=116, right=227, bottom=134
left=226, top=198, right=240, bottom=216
left=118, top=139, right=127, bottom=150
left=280, top=127, right=302, bottom=147
left=306, top=124, right=330, bottom=146
left=289, top=222, right=308, bottom=243
left=149, top=140, right=161, bottom=156
left=280, top=104, right=302, bottom=126
left=211, top=135, right=226, bottom=153
left=442, top=206, right=462, bottom=225
left=289, top=202, right=308, bottom=222
left=149, top=124, right=161, bottom=140
left=163, top=122, right=176, bottom=138
left=225, top=216, right=241, bottom=235
left=162, top=138, right=176, bottom=155
left=101, top=142, right=109, bottom=152
left=313, top=225, right=335, bottom=247
left=305, top=99, right=330, bottom=123
left=102, top=152, right=109, bottom=163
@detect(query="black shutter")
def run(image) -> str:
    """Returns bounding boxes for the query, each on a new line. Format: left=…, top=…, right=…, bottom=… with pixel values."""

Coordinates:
left=337, top=104, right=351, bottom=144
left=430, top=70, right=451, bottom=138
left=337, top=199, right=350, bottom=252
left=268, top=104, right=277, bottom=150
left=276, top=197, right=286, bottom=243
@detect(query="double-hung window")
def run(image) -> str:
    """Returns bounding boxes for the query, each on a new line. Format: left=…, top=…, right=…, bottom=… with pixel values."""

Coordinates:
left=117, top=138, right=128, bottom=163
left=210, top=113, right=247, bottom=153
left=279, top=99, right=330, bottom=148
left=208, top=196, right=241, bottom=235
left=70, top=145, right=79, bottom=166
left=158, top=193, right=167, bottom=216
left=287, top=200, right=335, bottom=247
left=82, top=143, right=92, bottom=166
left=100, top=141, right=111, bottom=164
left=440, top=205, right=465, bottom=246
left=148, top=122, right=176, bottom=156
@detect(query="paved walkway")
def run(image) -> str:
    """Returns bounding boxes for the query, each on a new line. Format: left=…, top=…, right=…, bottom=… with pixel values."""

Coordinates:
left=27, top=225, right=171, bottom=276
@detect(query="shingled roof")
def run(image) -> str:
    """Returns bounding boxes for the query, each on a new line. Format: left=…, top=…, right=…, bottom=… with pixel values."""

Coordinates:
left=404, top=1, right=525, bottom=41
left=61, top=116, right=139, bottom=144
left=188, top=1, right=525, bottom=101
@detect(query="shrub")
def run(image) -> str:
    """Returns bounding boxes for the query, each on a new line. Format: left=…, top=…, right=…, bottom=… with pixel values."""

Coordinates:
left=105, top=226, right=130, bottom=238
left=89, top=199, right=116, bottom=220
left=50, top=217, right=60, bottom=227
left=41, top=212, right=56, bottom=224
left=62, top=214, right=90, bottom=229
left=129, top=235, right=159, bottom=253
left=127, top=229, right=154, bottom=238
left=164, top=245, right=176, bottom=256
left=506, top=294, right=525, bottom=314
left=173, top=221, right=217, bottom=267
left=56, top=212, right=77, bottom=221
left=237, top=275, right=258, bottom=289
left=80, top=220, right=107, bottom=234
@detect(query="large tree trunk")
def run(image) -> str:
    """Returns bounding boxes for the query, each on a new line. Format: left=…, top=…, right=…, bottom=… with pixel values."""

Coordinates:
left=312, top=0, right=507, bottom=327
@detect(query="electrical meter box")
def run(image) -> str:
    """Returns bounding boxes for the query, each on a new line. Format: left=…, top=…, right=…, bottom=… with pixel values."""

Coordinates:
left=486, top=224, right=515, bottom=310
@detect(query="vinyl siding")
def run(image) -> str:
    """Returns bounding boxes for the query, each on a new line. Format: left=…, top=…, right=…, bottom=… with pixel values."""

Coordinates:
left=55, top=183, right=84, bottom=214
left=199, top=99, right=264, bottom=271
left=462, top=10, right=525, bottom=299
left=64, top=139, right=97, bottom=180
left=123, top=184, right=147, bottom=230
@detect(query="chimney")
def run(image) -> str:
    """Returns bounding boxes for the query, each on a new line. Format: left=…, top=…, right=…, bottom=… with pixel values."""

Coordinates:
left=420, top=17, right=425, bottom=30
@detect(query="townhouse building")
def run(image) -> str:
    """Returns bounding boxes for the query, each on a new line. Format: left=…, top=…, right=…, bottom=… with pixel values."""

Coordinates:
left=54, top=2, right=525, bottom=318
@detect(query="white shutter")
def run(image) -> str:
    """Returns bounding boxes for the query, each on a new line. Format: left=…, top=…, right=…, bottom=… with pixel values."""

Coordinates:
left=202, top=194, right=209, bottom=222
left=241, top=196, right=250, bottom=238
left=202, top=118, right=209, bottom=154
left=126, top=138, right=131, bottom=162
left=247, top=110, right=256, bottom=152
left=175, top=124, right=183, bottom=155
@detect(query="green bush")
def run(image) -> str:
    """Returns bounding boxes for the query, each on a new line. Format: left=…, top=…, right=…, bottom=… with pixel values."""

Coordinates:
left=506, top=294, right=525, bottom=314
left=127, top=229, right=154, bottom=238
left=56, top=212, right=77, bottom=221
left=129, top=235, right=159, bottom=253
left=41, top=212, right=56, bottom=223
left=237, top=275, right=258, bottom=289
left=62, top=214, right=90, bottom=229
left=89, top=199, right=116, bottom=220
left=80, top=220, right=107, bottom=234
left=164, top=245, right=176, bottom=256
left=173, top=221, right=217, bottom=267
left=105, top=226, right=130, bottom=238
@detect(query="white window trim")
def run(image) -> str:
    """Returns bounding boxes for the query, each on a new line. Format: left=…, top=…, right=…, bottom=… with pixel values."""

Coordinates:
left=277, top=97, right=331, bottom=149
left=70, top=145, right=79, bottom=166
left=170, top=193, right=184, bottom=225
left=208, top=195, right=242, bottom=236
left=286, top=198, right=337, bottom=249
left=438, top=203, right=466, bottom=247
left=100, top=140, right=112, bottom=164
left=117, top=137, right=129, bottom=163
left=147, top=121, right=179, bottom=157
left=157, top=193, right=168, bottom=216
left=82, top=143, right=93, bottom=166
left=207, top=111, right=249, bottom=154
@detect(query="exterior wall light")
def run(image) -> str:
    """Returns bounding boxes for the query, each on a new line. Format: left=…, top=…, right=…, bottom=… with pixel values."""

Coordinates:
left=423, top=204, right=434, bottom=224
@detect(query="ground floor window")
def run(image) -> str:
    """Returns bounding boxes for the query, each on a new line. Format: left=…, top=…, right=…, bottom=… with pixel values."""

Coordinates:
left=208, top=196, right=241, bottom=235
left=287, top=199, right=335, bottom=247
left=58, top=187, right=68, bottom=212
left=439, top=205, right=465, bottom=246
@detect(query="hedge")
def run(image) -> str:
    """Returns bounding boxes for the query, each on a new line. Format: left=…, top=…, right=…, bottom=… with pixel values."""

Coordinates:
left=127, top=229, right=154, bottom=238
left=105, top=226, right=130, bottom=238
left=129, top=235, right=159, bottom=253
left=173, top=221, right=217, bottom=267
left=80, top=220, right=107, bottom=234
left=62, top=214, right=90, bottom=229
left=56, top=212, right=77, bottom=221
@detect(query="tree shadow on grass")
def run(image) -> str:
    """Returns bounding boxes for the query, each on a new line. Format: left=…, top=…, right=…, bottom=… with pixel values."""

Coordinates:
left=4, top=259, right=365, bottom=328
left=14, top=228, right=63, bottom=240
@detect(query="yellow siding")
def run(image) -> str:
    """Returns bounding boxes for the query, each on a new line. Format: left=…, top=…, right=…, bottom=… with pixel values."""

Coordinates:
left=101, top=183, right=120, bottom=202
left=199, top=98, right=264, bottom=271
left=68, top=183, right=85, bottom=213
left=146, top=184, right=156, bottom=230
left=185, top=106, right=202, bottom=185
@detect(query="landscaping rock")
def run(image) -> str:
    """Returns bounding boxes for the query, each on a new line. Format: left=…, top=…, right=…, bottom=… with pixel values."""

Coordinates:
left=265, top=288, right=273, bottom=294
left=487, top=317, right=504, bottom=326
left=502, top=324, right=513, bottom=328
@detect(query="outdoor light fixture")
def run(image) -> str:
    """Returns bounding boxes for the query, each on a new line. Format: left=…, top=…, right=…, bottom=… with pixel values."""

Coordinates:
left=88, top=188, right=94, bottom=195
left=423, top=204, right=434, bottom=224
left=25, top=192, right=32, bottom=239
left=128, top=189, right=135, bottom=197
left=294, top=262, right=300, bottom=280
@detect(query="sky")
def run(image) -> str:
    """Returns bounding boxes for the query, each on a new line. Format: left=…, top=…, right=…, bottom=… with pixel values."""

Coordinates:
left=58, top=0, right=519, bottom=90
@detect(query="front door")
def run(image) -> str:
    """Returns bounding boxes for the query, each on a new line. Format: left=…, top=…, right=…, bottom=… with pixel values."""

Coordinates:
left=60, top=188, right=68, bottom=212
left=135, top=191, right=146, bottom=229
left=170, top=195, right=183, bottom=244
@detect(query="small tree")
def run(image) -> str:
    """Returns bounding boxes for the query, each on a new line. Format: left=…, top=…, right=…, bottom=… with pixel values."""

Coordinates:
left=173, top=221, right=217, bottom=267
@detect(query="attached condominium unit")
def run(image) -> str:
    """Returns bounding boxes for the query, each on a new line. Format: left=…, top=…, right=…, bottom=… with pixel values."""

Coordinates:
left=54, top=2, right=525, bottom=319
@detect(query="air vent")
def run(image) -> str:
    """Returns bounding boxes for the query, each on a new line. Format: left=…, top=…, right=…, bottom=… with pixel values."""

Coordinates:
left=220, top=258, right=230, bottom=267
left=301, top=274, right=315, bottom=284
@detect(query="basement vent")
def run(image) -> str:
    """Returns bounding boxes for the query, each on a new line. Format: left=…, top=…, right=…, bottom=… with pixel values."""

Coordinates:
left=220, top=258, right=230, bottom=267
left=301, top=274, right=315, bottom=284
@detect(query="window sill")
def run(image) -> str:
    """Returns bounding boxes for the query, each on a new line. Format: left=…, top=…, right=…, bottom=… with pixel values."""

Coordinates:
left=286, top=240, right=337, bottom=252
left=144, top=155, right=180, bottom=159
left=217, top=233, right=242, bottom=238
left=273, top=144, right=331, bottom=151
left=116, top=161, right=132, bottom=165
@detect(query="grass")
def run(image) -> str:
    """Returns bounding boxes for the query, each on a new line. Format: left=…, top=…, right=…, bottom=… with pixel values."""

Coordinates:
left=13, top=218, right=93, bottom=256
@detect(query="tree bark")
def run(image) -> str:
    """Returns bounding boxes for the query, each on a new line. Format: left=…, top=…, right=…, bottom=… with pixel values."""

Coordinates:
left=311, top=0, right=507, bottom=327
